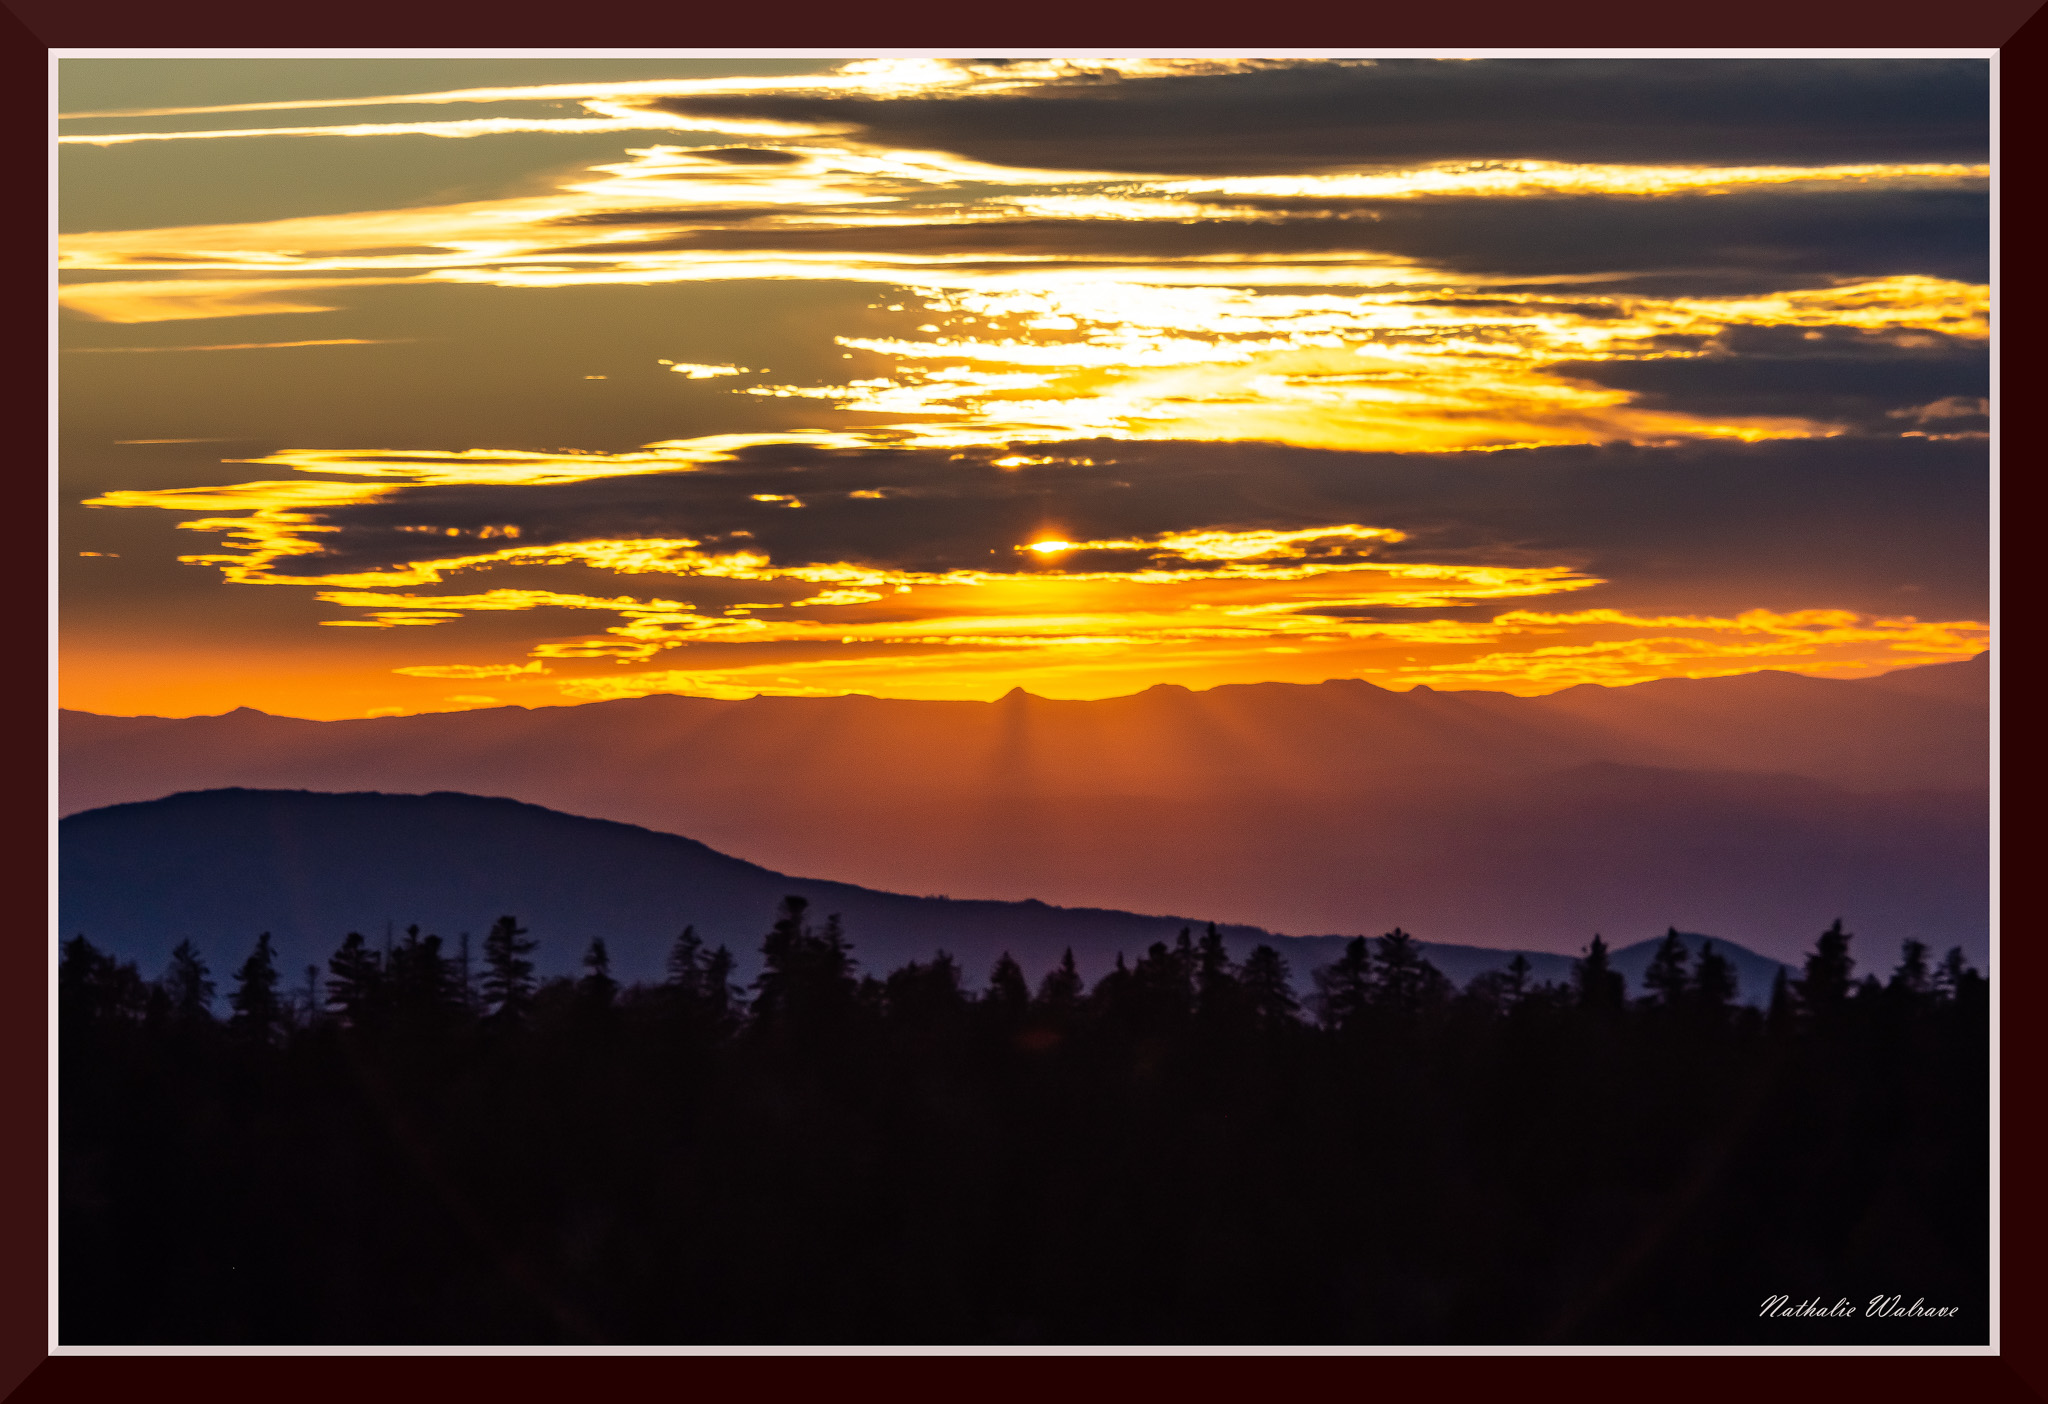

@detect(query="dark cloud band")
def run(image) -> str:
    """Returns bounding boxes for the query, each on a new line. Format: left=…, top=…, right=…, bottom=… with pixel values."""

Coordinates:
left=635, top=60, right=1988, bottom=174
left=280, top=436, right=1988, bottom=621
left=558, top=189, right=1987, bottom=286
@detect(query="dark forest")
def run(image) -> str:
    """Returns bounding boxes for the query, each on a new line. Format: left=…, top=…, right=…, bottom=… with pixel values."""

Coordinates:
left=59, top=904, right=1988, bottom=1345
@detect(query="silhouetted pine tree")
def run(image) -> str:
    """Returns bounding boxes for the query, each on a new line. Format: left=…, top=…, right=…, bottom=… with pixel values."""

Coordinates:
left=1090, top=952, right=1135, bottom=1024
left=983, top=953, right=1030, bottom=1025
left=227, top=933, right=284, bottom=1043
left=60, top=936, right=146, bottom=1029
left=1643, top=928, right=1691, bottom=1010
left=1239, top=944, right=1300, bottom=1031
left=1035, top=948, right=1084, bottom=1019
left=1795, top=919, right=1856, bottom=1019
left=1573, top=934, right=1626, bottom=1014
left=1312, top=937, right=1374, bottom=1031
left=297, top=965, right=321, bottom=1029
left=480, top=914, right=538, bottom=1022
left=162, top=939, right=216, bottom=1024
left=386, top=925, right=463, bottom=1030
left=1128, top=936, right=1196, bottom=1031
left=325, top=932, right=383, bottom=1027
left=1373, top=927, right=1450, bottom=1013
left=1935, top=946, right=1983, bottom=1002
left=1766, top=965, right=1797, bottom=1035
left=1692, top=940, right=1738, bottom=1016
left=702, top=945, right=742, bottom=1025
left=580, top=938, right=618, bottom=1009
left=884, top=951, right=968, bottom=1037
left=665, top=926, right=705, bottom=994
left=1890, top=939, right=1932, bottom=998
left=750, top=896, right=859, bottom=1036
left=1505, top=952, right=1532, bottom=1006
left=1193, top=924, right=1240, bottom=1024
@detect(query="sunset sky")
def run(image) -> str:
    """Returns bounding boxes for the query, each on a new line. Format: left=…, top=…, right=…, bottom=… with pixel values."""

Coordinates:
left=57, top=54, right=1993, bottom=720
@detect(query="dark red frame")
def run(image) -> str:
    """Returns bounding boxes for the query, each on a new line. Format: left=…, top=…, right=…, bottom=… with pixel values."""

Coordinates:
left=16, top=9, right=2037, bottom=1398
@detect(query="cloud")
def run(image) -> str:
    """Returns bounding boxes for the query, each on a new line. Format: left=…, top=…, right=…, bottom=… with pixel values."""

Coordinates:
left=1390, top=608, right=1988, bottom=691
left=664, top=361, right=751, bottom=378
left=633, top=60, right=1988, bottom=174
left=390, top=661, right=551, bottom=678
left=66, top=338, right=406, bottom=353
left=58, top=119, right=1984, bottom=449
left=1544, top=326, right=1987, bottom=432
left=58, top=278, right=400, bottom=323
left=81, top=432, right=1986, bottom=671
left=556, top=187, right=1985, bottom=286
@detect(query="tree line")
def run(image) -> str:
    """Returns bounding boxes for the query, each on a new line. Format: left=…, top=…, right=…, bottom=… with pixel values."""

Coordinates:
left=60, top=902, right=1988, bottom=1345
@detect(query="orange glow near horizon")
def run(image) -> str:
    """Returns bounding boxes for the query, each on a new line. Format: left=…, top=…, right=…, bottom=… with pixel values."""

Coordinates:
left=58, top=598, right=1988, bottom=721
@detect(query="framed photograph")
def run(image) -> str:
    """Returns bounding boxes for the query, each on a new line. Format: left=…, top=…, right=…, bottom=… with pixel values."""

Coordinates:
left=45, top=39, right=2007, bottom=1371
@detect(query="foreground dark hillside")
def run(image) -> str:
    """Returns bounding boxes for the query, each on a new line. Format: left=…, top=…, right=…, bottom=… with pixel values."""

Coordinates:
left=59, top=787, right=1793, bottom=998
left=60, top=910, right=1987, bottom=1345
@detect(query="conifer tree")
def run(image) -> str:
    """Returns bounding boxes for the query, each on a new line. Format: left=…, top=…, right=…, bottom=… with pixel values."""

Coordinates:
left=580, top=938, right=618, bottom=1008
left=1036, top=948, right=1084, bottom=1017
left=387, top=925, right=462, bottom=1027
left=228, top=932, right=284, bottom=1043
left=1091, top=952, right=1135, bottom=1022
left=60, top=935, right=145, bottom=1028
left=1935, top=946, right=1982, bottom=1001
left=1194, top=923, right=1240, bottom=1022
left=666, top=926, right=705, bottom=995
left=885, top=951, right=967, bottom=1032
left=481, top=915, right=538, bottom=1021
left=163, top=939, right=216, bottom=1023
left=1240, top=944, right=1300, bottom=1030
left=1573, top=934, right=1626, bottom=1014
left=1643, top=928, right=1691, bottom=1009
left=1890, top=939, right=1932, bottom=997
left=751, top=896, right=858, bottom=1030
left=1504, top=952, right=1532, bottom=1007
left=1766, top=966, right=1797, bottom=1035
left=984, top=952, right=1030, bottom=1021
left=1692, top=940, right=1738, bottom=1015
left=326, top=932, right=384, bottom=1027
left=702, top=945, right=742, bottom=1025
left=1373, top=927, right=1450, bottom=1013
left=1795, top=919, right=1855, bottom=1018
left=1131, top=938, right=1195, bottom=1027
left=1312, top=937, right=1374, bottom=1031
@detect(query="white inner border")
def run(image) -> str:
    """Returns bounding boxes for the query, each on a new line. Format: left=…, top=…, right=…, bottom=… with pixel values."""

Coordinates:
left=48, top=46, right=1998, bottom=1367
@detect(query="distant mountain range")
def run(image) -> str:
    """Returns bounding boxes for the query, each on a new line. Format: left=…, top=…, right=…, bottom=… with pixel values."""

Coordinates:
left=58, top=654, right=1988, bottom=965
left=59, top=788, right=1796, bottom=1007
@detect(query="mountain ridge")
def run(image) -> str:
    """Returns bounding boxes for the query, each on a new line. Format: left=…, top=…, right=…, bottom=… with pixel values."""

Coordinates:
left=60, top=786, right=1799, bottom=1006
left=58, top=656, right=1988, bottom=961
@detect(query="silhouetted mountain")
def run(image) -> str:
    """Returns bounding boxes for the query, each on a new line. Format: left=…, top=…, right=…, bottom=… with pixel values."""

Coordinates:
left=59, top=788, right=1794, bottom=1002
left=58, top=656, right=1987, bottom=963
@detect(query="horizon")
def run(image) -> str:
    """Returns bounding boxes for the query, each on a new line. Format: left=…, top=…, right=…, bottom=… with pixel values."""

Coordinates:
left=58, top=648, right=1989, bottom=723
